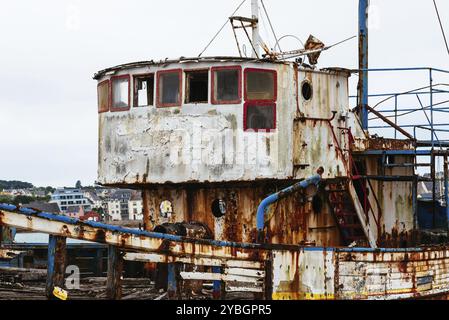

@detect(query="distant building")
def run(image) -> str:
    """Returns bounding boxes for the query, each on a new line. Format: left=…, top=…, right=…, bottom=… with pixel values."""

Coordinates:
left=23, top=201, right=61, bottom=214
left=80, top=211, right=101, bottom=222
left=105, top=189, right=133, bottom=221
left=106, top=199, right=122, bottom=221
left=50, top=188, right=92, bottom=213
left=84, top=191, right=103, bottom=209
left=65, top=205, right=85, bottom=219
left=128, top=192, right=143, bottom=220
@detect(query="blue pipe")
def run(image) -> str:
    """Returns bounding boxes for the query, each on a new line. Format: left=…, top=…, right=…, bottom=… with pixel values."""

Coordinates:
left=256, top=174, right=322, bottom=240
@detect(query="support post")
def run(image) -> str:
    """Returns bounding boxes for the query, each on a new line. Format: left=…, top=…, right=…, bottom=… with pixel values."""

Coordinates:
left=167, top=263, right=180, bottom=300
left=432, top=153, right=436, bottom=228
left=212, top=266, right=225, bottom=300
left=95, top=248, right=104, bottom=277
left=445, top=154, right=449, bottom=228
left=358, top=0, right=369, bottom=130
left=106, top=245, right=123, bottom=300
left=46, top=235, right=67, bottom=299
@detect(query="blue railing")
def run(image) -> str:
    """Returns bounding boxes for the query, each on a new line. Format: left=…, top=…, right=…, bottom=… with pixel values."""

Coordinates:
left=350, top=67, right=449, bottom=148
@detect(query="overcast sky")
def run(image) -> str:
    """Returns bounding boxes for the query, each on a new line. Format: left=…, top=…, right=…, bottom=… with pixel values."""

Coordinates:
left=0, top=0, right=448, bottom=188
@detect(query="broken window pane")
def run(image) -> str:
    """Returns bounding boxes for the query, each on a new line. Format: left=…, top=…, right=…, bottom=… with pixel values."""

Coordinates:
left=134, top=75, right=154, bottom=107
left=245, top=103, right=276, bottom=130
left=185, top=70, right=208, bottom=103
left=213, top=68, right=240, bottom=103
left=158, top=71, right=181, bottom=106
left=246, top=70, right=276, bottom=101
left=97, top=81, right=109, bottom=113
left=111, top=77, right=130, bottom=110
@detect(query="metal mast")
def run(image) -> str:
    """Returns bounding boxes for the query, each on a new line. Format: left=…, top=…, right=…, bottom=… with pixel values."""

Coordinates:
left=358, top=0, right=369, bottom=130
left=251, top=0, right=261, bottom=58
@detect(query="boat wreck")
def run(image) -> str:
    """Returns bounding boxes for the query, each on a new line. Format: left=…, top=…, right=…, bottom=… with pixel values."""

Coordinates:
left=2, top=0, right=449, bottom=300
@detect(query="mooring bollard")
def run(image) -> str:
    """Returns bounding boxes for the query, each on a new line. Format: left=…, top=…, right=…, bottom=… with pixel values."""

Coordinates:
left=46, top=235, right=67, bottom=299
left=106, top=245, right=123, bottom=300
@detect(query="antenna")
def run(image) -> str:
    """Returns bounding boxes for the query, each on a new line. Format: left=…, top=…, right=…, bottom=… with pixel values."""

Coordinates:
left=251, top=0, right=261, bottom=58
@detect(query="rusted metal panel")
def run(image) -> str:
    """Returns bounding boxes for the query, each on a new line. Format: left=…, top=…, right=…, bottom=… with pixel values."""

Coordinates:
left=271, top=249, right=335, bottom=300
left=142, top=183, right=342, bottom=247
left=271, top=248, right=449, bottom=300
left=364, top=156, right=415, bottom=247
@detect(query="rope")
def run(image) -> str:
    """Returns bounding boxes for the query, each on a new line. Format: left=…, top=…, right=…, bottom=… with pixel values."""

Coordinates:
left=198, top=0, right=247, bottom=57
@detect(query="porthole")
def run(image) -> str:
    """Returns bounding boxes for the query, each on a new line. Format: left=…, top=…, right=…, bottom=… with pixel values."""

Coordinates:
left=301, top=81, right=313, bottom=101
left=211, top=199, right=226, bottom=218
left=160, top=200, right=173, bottom=218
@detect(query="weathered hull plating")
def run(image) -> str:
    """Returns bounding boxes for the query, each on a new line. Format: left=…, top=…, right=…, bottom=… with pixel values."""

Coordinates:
left=2, top=206, right=449, bottom=300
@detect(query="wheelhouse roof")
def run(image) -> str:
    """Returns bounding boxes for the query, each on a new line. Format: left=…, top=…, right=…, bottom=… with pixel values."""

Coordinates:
left=93, top=56, right=351, bottom=80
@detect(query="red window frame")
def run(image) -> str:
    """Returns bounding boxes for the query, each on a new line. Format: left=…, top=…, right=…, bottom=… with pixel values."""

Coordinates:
left=156, top=69, right=183, bottom=108
left=110, top=75, right=131, bottom=112
left=133, top=73, right=155, bottom=108
left=244, top=68, right=277, bottom=103
left=211, top=66, right=242, bottom=105
left=243, top=101, right=277, bottom=132
left=97, top=79, right=110, bottom=114
left=184, top=68, right=210, bottom=104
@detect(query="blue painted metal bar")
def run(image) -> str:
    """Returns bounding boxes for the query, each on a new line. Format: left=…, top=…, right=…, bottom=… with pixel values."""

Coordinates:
left=368, top=106, right=449, bottom=114
left=212, top=266, right=223, bottom=300
left=350, top=90, right=449, bottom=98
left=357, top=150, right=433, bottom=156
left=444, top=155, right=449, bottom=228
left=256, top=173, right=322, bottom=241
left=358, top=0, right=369, bottom=129
left=167, top=263, right=179, bottom=300
left=354, top=67, right=449, bottom=73
left=370, top=123, right=449, bottom=129
left=0, top=203, right=270, bottom=250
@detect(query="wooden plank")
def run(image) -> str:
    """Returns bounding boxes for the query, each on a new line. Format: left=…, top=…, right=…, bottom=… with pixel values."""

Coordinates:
left=226, top=285, right=264, bottom=293
left=123, top=252, right=262, bottom=269
left=45, top=235, right=67, bottom=299
left=225, top=267, right=265, bottom=278
left=106, top=246, right=123, bottom=300
left=180, top=271, right=264, bottom=283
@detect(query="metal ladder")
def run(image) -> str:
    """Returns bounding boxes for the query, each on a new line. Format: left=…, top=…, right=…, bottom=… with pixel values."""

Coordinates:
left=327, top=181, right=369, bottom=246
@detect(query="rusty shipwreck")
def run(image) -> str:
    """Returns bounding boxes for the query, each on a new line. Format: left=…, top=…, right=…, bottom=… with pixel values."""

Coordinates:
left=2, top=0, right=449, bottom=300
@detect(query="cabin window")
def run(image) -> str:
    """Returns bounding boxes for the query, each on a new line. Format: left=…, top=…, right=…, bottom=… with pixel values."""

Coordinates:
left=245, top=68, right=277, bottom=102
left=111, top=75, right=130, bottom=111
left=211, top=66, right=242, bottom=104
left=244, top=102, right=276, bottom=131
left=157, top=69, right=182, bottom=107
left=185, top=70, right=209, bottom=104
left=134, top=74, right=154, bottom=107
left=97, top=80, right=109, bottom=113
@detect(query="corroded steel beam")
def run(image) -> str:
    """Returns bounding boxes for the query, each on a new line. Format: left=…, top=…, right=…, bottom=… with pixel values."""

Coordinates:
left=0, top=204, right=270, bottom=261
